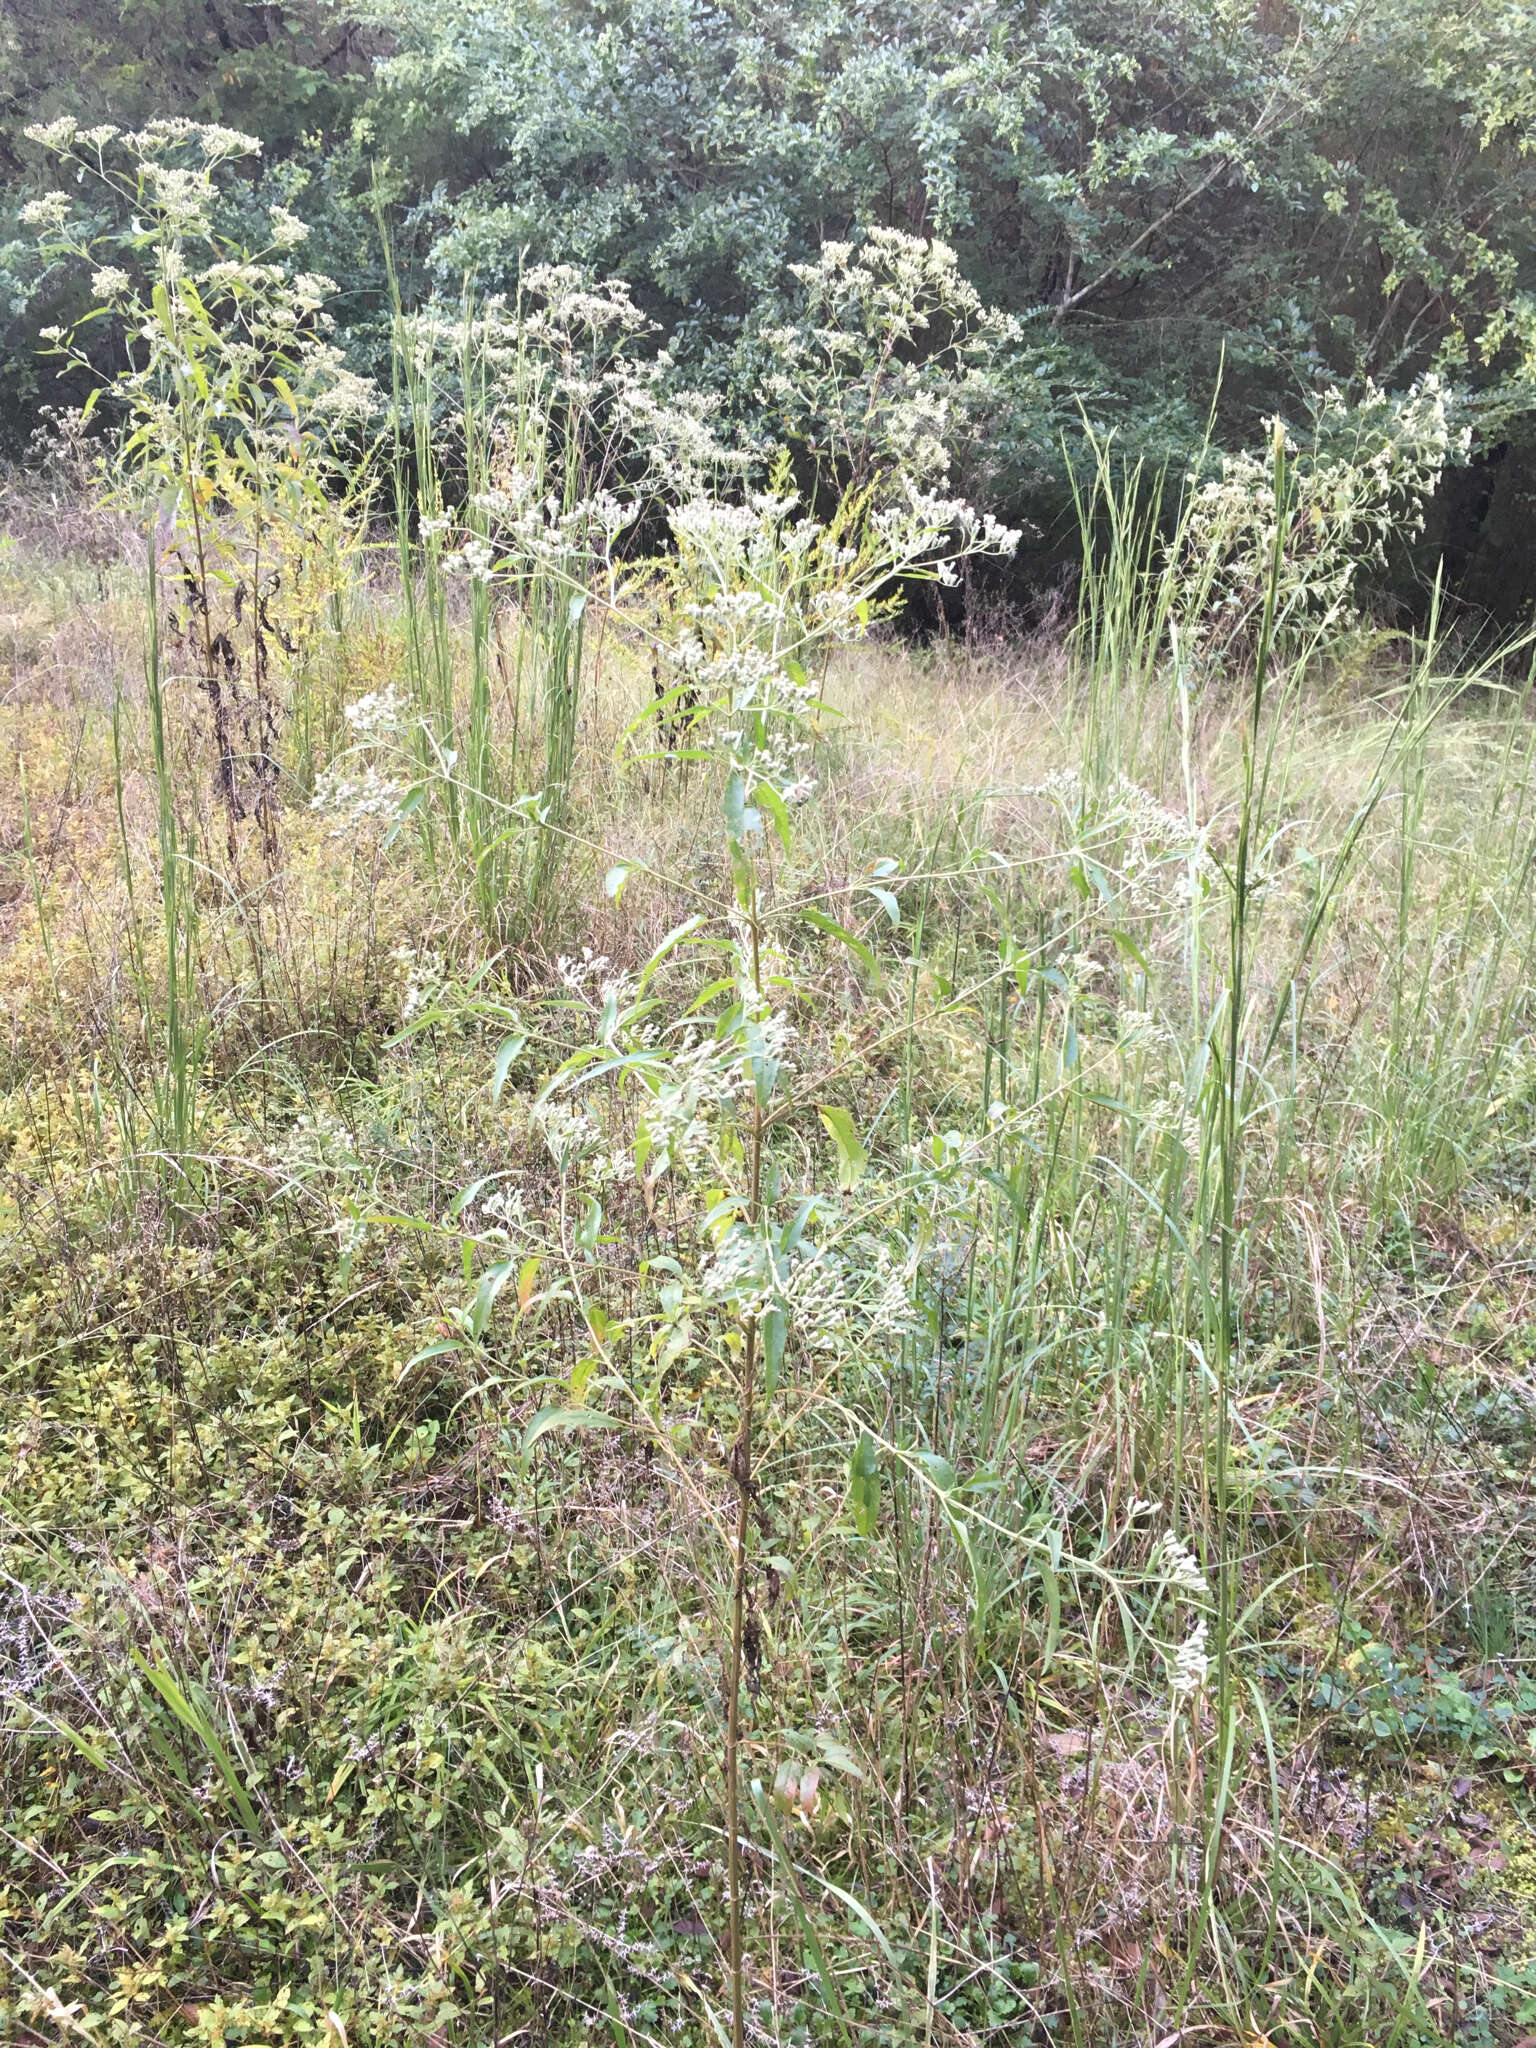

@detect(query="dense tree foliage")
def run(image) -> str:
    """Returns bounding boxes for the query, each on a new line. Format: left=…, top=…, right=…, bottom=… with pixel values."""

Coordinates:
left=0, top=0, right=396, bottom=432
left=357, top=0, right=1536, bottom=607
left=4, top=0, right=1535, bottom=613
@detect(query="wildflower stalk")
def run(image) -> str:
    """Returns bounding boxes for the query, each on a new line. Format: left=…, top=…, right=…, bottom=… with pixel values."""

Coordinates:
left=141, top=519, right=201, bottom=1199
left=423, top=440, right=1016, bottom=2045
left=1204, top=424, right=1288, bottom=1945
left=725, top=883, right=765, bottom=2048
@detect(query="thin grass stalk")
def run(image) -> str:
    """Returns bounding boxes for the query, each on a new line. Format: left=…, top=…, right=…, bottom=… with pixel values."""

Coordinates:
left=726, top=887, right=766, bottom=2048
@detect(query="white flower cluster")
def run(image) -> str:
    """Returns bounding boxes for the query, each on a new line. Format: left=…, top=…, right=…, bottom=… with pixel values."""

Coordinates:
left=787, top=1239, right=923, bottom=1355
left=699, top=1226, right=776, bottom=1320
left=343, top=686, right=408, bottom=743
left=25, top=118, right=86, bottom=151
left=639, top=1028, right=749, bottom=1177
left=268, top=205, right=309, bottom=250
left=556, top=947, right=612, bottom=991
left=442, top=538, right=496, bottom=584
left=310, top=763, right=407, bottom=835
left=125, top=117, right=260, bottom=162
left=541, top=946, right=791, bottom=1192
left=643, top=401, right=1016, bottom=788
left=306, top=359, right=377, bottom=424
left=475, top=1184, right=531, bottom=1237
left=140, top=162, right=218, bottom=236
left=1169, top=1616, right=1211, bottom=1699
left=616, top=376, right=744, bottom=491
left=1028, top=768, right=1209, bottom=894
left=653, top=493, right=848, bottom=790
left=763, top=229, right=1025, bottom=506
left=873, top=483, right=1020, bottom=575
left=533, top=1099, right=624, bottom=1179
left=556, top=949, right=639, bottom=1024
left=627, top=988, right=797, bottom=1185
left=520, top=264, right=649, bottom=345
left=434, top=475, right=633, bottom=586
left=274, top=1105, right=359, bottom=1175
left=1110, top=777, right=1206, bottom=880
left=1182, top=374, right=1466, bottom=634
left=741, top=1003, right=798, bottom=1070
left=396, top=278, right=693, bottom=594
left=20, top=193, right=72, bottom=232
left=1152, top=1529, right=1209, bottom=1599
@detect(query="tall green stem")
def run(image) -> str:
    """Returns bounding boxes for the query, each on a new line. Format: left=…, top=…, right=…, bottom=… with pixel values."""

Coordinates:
left=727, top=897, right=766, bottom=2048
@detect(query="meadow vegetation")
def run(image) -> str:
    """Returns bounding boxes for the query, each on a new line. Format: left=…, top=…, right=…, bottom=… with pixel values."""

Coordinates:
left=2, top=110, right=1536, bottom=2048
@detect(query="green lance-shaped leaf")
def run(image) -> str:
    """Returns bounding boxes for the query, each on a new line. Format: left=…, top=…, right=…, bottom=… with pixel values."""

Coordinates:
left=800, top=905, right=876, bottom=974
left=490, top=1033, right=526, bottom=1102
left=754, top=780, right=794, bottom=858
left=848, top=1430, right=880, bottom=1536
left=817, top=1104, right=868, bottom=1190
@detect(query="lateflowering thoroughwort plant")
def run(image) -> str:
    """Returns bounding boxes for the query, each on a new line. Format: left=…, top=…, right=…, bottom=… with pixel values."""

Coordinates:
left=1068, top=381, right=1466, bottom=799
left=24, top=116, right=373, bottom=1194
left=760, top=228, right=1024, bottom=509
left=1177, top=375, right=1466, bottom=658
left=520, top=477, right=1019, bottom=2044
left=28, top=118, right=374, bottom=866
left=645, top=465, right=1022, bottom=752
left=379, top=266, right=741, bottom=935
left=368, top=471, right=1024, bottom=2038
